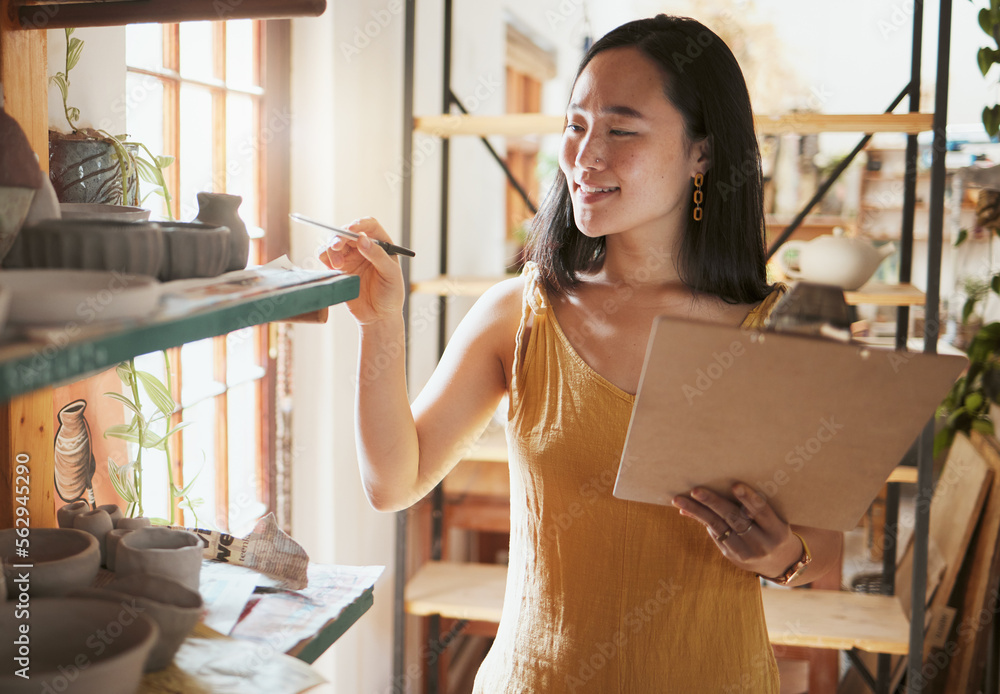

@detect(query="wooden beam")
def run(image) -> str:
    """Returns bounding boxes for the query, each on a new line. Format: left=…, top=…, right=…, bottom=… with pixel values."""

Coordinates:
left=14, top=0, right=326, bottom=29
left=414, top=113, right=937, bottom=138
left=1, top=0, right=47, bottom=164
left=0, top=391, right=57, bottom=529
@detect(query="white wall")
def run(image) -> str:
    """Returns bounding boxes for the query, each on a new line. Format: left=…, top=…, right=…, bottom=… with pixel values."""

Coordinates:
left=47, top=27, right=127, bottom=134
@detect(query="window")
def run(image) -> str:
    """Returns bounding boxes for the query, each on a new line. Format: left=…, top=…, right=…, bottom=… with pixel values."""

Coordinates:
left=125, top=21, right=291, bottom=536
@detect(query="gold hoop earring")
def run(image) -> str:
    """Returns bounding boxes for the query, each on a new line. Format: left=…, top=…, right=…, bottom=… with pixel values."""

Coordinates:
left=692, top=173, right=704, bottom=221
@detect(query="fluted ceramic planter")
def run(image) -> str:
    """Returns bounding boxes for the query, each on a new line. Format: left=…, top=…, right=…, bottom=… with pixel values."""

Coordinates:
left=73, top=508, right=114, bottom=566
left=194, top=192, right=249, bottom=272
left=56, top=499, right=90, bottom=528
left=116, top=527, right=204, bottom=592
left=75, top=574, right=203, bottom=671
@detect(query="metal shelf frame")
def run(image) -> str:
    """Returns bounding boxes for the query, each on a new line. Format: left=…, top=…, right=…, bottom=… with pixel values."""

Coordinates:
left=396, top=2, right=955, bottom=692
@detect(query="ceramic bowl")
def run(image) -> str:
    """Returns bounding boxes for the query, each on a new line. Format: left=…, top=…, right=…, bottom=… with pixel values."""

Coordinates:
left=57, top=500, right=91, bottom=529
left=0, top=269, right=162, bottom=325
left=0, top=597, right=158, bottom=694
left=116, top=527, right=204, bottom=592
left=60, top=203, right=151, bottom=222
left=0, top=527, right=100, bottom=597
left=75, top=574, right=203, bottom=671
left=4, top=217, right=164, bottom=276
left=153, top=221, right=230, bottom=281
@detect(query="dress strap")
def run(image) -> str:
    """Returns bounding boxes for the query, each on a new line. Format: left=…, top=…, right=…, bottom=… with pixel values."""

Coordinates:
left=521, top=261, right=549, bottom=316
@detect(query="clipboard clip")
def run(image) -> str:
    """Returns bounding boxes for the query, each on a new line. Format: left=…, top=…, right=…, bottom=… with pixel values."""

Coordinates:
left=763, top=281, right=854, bottom=343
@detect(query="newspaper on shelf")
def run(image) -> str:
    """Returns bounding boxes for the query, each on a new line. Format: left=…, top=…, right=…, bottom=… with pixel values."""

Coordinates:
left=226, top=563, right=384, bottom=655
left=170, top=512, right=310, bottom=590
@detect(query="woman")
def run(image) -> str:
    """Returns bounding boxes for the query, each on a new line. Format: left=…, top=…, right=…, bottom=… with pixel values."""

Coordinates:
left=322, top=15, right=842, bottom=692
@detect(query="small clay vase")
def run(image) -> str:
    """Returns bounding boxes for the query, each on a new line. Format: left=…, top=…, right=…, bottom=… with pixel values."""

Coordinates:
left=116, top=527, right=204, bottom=592
left=105, top=528, right=133, bottom=572
left=73, top=508, right=114, bottom=566
left=97, top=503, right=124, bottom=528
left=0, top=528, right=99, bottom=597
left=56, top=499, right=90, bottom=528
left=117, top=516, right=152, bottom=531
left=194, top=192, right=249, bottom=272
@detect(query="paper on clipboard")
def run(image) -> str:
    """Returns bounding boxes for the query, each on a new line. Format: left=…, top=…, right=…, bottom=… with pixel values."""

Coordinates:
left=613, top=316, right=967, bottom=531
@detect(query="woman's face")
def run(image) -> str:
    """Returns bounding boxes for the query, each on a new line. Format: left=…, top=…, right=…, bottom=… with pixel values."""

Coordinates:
left=559, top=46, right=708, bottom=243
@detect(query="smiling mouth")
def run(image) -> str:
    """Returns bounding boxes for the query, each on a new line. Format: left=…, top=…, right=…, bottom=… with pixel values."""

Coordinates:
left=578, top=184, right=620, bottom=194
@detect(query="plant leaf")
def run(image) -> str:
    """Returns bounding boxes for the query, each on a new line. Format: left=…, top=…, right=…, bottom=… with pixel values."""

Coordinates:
left=984, top=105, right=1000, bottom=138
left=116, top=362, right=135, bottom=386
left=50, top=73, right=68, bottom=102
left=964, top=297, right=978, bottom=324
left=934, top=427, right=955, bottom=459
left=156, top=155, right=175, bottom=169
left=972, top=418, right=995, bottom=435
left=66, top=37, right=84, bottom=72
left=983, top=8, right=994, bottom=35
left=136, top=370, right=176, bottom=417
left=980, top=47, right=995, bottom=76
left=104, top=391, right=143, bottom=417
left=955, top=228, right=969, bottom=247
left=103, top=423, right=141, bottom=445
left=107, top=458, right=138, bottom=504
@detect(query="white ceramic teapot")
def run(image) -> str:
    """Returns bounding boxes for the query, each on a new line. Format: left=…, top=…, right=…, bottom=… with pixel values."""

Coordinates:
left=776, top=228, right=895, bottom=291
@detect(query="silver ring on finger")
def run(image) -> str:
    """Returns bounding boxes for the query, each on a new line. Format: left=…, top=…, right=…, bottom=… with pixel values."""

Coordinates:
left=735, top=520, right=755, bottom=536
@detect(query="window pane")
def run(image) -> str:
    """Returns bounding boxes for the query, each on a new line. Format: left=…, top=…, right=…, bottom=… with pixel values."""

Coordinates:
left=124, top=73, right=167, bottom=219
left=225, top=92, right=259, bottom=227
left=180, top=338, right=220, bottom=407
left=125, top=24, right=163, bottom=72
left=179, top=21, right=215, bottom=82
left=226, top=20, right=256, bottom=88
left=228, top=382, right=264, bottom=537
left=182, top=397, right=217, bottom=529
left=179, top=84, right=215, bottom=220
left=227, top=327, right=262, bottom=384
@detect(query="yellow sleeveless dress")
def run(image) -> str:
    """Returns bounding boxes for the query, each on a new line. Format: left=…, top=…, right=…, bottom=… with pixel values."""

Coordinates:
left=472, top=263, right=787, bottom=693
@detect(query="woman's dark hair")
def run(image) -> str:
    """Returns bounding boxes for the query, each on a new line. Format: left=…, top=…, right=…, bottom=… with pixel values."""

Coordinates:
left=525, top=15, right=773, bottom=304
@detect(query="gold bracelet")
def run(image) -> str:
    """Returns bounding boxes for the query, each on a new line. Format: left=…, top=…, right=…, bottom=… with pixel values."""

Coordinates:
left=762, top=531, right=812, bottom=586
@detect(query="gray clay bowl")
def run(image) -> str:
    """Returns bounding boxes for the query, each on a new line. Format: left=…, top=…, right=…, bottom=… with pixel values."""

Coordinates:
left=116, top=527, right=204, bottom=592
left=0, top=597, right=158, bottom=694
left=0, top=527, right=100, bottom=597
left=75, top=573, right=203, bottom=671
left=152, top=221, right=230, bottom=281
left=60, top=203, right=151, bottom=222
left=4, top=217, right=164, bottom=276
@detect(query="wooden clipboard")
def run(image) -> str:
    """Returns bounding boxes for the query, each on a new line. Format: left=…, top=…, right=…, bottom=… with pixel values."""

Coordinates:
left=613, top=316, right=968, bottom=531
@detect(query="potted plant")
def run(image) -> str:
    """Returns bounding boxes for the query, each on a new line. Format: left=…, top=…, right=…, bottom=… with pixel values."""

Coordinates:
left=48, top=28, right=174, bottom=217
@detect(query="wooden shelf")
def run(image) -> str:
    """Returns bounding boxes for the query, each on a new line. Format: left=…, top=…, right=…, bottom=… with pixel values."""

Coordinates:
left=404, top=561, right=910, bottom=655
left=414, top=113, right=937, bottom=138
left=0, top=273, right=359, bottom=403
left=12, top=0, right=325, bottom=28
left=411, top=276, right=510, bottom=296
left=844, top=283, right=924, bottom=307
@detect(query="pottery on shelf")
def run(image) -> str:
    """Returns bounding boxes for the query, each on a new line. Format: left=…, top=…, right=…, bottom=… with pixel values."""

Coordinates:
left=56, top=499, right=91, bottom=528
left=0, top=597, right=158, bottom=694
left=0, top=269, right=163, bottom=325
left=116, top=527, right=204, bottom=592
left=98, top=503, right=124, bottom=528
left=0, top=528, right=100, bottom=597
left=116, top=516, right=152, bottom=531
left=153, top=221, right=230, bottom=281
left=3, top=217, right=164, bottom=276
left=60, top=202, right=151, bottom=222
left=48, top=133, right=139, bottom=205
left=75, top=574, right=203, bottom=671
left=73, top=508, right=114, bottom=566
left=53, top=399, right=96, bottom=506
left=194, top=192, right=250, bottom=272
left=776, top=228, right=896, bottom=291
left=104, top=528, right=133, bottom=572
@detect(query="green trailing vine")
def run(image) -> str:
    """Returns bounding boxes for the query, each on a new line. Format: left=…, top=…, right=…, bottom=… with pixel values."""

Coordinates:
left=49, top=28, right=176, bottom=219
left=103, top=354, right=203, bottom=525
left=975, top=0, right=1000, bottom=137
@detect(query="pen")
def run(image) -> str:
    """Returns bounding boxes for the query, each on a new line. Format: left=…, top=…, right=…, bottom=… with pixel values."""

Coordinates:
left=289, top=213, right=416, bottom=258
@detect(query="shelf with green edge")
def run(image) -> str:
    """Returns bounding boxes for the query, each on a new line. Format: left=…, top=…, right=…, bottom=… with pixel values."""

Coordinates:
left=0, top=270, right=359, bottom=402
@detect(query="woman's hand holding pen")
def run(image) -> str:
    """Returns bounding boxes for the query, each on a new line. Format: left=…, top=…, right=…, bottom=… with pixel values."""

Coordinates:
left=319, top=217, right=405, bottom=326
left=672, top=483, right=807, bottom=581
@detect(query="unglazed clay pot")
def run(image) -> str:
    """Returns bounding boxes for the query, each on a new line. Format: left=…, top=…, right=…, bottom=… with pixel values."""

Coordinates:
left=97, top=503, right=124, bottom=528
left=0, top=597, right=158, bottom=694
left=193, top=192, right=249, bottom=272
left=0, top=528, right=99, bottom=597
left=116, top=527, right=204, bottom=592
left=73, top=508, right=114, bottom=566
left=76, top=574, right=203, bottom=671
left=105, top=528, right=132, bottom=572
left=56, top=499, right=91, bottom=528
left=116, top=516, right=152, bottom=531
